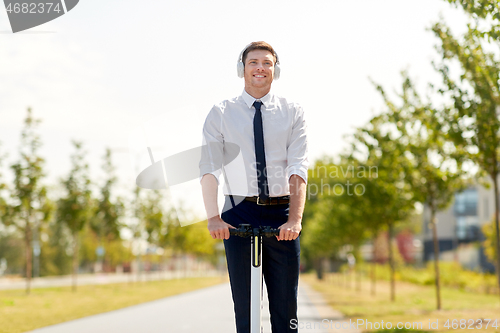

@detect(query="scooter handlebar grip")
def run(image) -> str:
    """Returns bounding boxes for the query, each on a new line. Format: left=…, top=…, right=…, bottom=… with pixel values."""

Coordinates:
left=262, top=227, right=280, bottom=237
left=229, top=224, right=253, bottom=237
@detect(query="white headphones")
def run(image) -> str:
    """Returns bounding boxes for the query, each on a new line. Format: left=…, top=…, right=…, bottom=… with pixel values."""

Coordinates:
left=236, top=43, right=281, bottom=80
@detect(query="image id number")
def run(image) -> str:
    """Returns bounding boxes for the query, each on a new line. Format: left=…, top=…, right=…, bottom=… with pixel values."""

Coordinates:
left=6, top=3, right=62, bottom=14
left=444, top=319, right=499, bottom=330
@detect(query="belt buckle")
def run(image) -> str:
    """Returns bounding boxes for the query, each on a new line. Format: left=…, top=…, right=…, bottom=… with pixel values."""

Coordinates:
left=256, top=197, right=266, bottom=206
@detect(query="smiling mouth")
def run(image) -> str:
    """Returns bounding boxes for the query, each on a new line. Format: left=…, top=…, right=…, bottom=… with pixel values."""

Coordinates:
left=254, top=74, right=266, bottom=78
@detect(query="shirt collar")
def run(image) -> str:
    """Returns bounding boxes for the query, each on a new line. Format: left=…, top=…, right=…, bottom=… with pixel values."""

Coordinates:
left=242, top=89, right=273, bottom=109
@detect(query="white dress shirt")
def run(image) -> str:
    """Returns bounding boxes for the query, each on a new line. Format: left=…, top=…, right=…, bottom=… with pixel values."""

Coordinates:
left=200, top=89, right=308, bottom=197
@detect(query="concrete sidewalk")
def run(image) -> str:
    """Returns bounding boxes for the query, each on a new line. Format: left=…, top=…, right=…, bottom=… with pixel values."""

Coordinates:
left=28, top=281, right=360, bottom=333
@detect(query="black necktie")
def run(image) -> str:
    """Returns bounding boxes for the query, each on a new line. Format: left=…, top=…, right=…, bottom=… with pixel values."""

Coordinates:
left=253, top=101, right=269, bottom=201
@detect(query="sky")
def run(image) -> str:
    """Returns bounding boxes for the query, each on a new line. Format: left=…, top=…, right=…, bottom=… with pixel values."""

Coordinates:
left=0, top=0, right=470, bottom=220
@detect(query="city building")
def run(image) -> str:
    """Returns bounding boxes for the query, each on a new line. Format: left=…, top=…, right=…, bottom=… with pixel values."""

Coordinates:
left=422, top=181, right=496, bottom=272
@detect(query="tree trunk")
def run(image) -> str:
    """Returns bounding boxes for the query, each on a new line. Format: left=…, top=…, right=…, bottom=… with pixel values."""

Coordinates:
left=315, top=257, right=323, bottom=280
left=32, top=225, right=39, bottom=278
left=356, top=267, right=361, bottom=292
left=371, top=237, right=376, bottom=296
left=161, top=251, right=165, bottom=280
left=388, top=223, right=395, bottom=302
left=431, top=208, right=442, bottom=310
left=137, top=252, right=142, bottom=283
left=25, top=221, right=32, bottom=295
left=492, top=173, right=500, bottom=300
left=72, top=231, right=79, bottom=292
left=128, top=239, right=134, bottom=284
left=371, top=260, right=376, bottom=296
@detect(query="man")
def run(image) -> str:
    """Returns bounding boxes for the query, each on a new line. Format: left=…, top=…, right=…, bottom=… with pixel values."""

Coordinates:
left=200, top=41, right=308, bottom=333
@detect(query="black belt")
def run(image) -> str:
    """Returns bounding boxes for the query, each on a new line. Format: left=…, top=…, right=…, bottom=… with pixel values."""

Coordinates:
left=245, top=195, right=290, bottom=206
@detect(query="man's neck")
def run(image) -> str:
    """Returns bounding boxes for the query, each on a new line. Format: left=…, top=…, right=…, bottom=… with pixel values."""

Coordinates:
left=245, top=86, right=271, bottom=100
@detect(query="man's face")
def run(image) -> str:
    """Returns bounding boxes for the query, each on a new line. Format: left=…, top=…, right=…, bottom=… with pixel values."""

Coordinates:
left=244, top=49, right=275, bottom=91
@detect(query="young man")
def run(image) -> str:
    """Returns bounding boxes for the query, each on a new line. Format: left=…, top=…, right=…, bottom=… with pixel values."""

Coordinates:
left=200, top=41, right=308, bottom=333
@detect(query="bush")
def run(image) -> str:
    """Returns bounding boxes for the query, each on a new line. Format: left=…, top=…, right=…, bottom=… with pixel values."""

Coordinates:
left=356, top=262, right=497, bottom=294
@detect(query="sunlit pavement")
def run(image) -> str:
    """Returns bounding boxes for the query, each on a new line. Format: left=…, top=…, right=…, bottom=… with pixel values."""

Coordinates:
left=28, top=281, right=360, bottom=333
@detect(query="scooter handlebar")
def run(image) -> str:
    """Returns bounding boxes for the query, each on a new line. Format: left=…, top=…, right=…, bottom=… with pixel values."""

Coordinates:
left=229, top=224, right=280, bottom=238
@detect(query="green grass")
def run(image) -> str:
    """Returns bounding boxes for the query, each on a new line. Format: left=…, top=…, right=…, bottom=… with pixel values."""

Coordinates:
left=302, top=273, right=500, bottom=333
left=0, top=276, right=226, bottom=333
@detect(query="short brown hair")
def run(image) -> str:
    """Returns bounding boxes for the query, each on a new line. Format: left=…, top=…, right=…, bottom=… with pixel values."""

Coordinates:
left=242, top=41, right=278, bottom=65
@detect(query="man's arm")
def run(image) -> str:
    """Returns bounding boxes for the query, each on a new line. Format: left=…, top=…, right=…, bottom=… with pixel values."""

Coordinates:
left=278, top=174, right=306, bottom=241
left=200, top=105, right=234, bottom=239
left=201, top=173, right=234, bottom=239
left=279, top=102, right=308, bottom=241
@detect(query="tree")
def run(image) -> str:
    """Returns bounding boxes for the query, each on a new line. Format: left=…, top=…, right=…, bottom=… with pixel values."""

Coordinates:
left=140, top=190, right=169, bottom=276
left=91, top=148, right=124, bottom=271
left=0, top=233, right=24, bottom=275
left=94, top=148, right=123, bottom=240
left=0, top=143, right=10, bottom=269
left=446, top=0, right=500, bottom=40
left=432, top=17, right=500, bottom=297
left=133, top=189, right=216, bottom=278
left=39, top=218, right=72, bottom=276
left=142, top=190, right=166, bottom=246
left=350, top=113, right=416, bottom=301
left=57, top=141, right=95, bottom=291
left=0, top=159, right=25, bottom=276
left=4, top=108, right=52, bottom=294
left=130, top=186, right=145, bottom=281
left=0, top=143, right=7, bottom=221
left=340, top=154, right=388, bottom=295
left=372, top=71, right=468, bottom=309
left=302, top=159, right=372, bottom=280
left=483, top=219, right=498, bottom=270
left=162, top=205, right=217, bottom=258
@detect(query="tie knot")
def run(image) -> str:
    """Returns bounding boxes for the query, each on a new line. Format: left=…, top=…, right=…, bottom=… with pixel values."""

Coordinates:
left=253, top=101, right=262, bottom=110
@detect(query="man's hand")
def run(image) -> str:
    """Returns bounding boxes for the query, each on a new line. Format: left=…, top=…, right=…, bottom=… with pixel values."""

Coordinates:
left=278, top=174, right=306, bottom=241
left=277, top=220, right=301, bottom=241
left=208, top=216, right=235, bottom=240
left=202, top=174, right=234, bottom=240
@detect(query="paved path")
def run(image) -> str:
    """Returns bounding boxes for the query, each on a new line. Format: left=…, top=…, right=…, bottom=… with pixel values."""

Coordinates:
left=0, top=271, right=220, bottom=290
left=28, top=281, right=360, bottom=333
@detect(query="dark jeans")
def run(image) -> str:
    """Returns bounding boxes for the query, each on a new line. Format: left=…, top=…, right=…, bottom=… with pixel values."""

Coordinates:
left=222, top=196, right=300, bottom=333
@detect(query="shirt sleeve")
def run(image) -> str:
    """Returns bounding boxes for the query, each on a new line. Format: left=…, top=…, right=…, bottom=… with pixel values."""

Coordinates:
left=199, top=105, right=224, bottom=185
left=286, top=103, right=309, bottom=184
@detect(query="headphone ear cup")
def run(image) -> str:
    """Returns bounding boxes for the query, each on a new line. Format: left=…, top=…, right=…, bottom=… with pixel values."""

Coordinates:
left=274, top=63, right=280, bottom=80
left=237, top=62, right=245, bottom=78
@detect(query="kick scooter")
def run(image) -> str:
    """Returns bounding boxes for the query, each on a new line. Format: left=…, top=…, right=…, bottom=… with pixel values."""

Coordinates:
left=229, top=224, right=280, bottom=333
